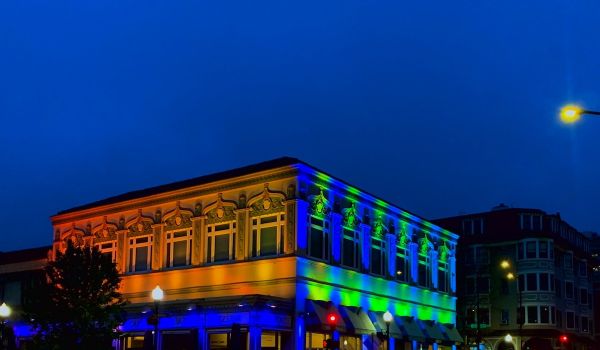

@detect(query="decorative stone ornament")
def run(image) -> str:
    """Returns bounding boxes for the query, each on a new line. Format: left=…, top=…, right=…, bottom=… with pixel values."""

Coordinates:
left=164, top=202, right=194, bottom=229
left=342, top=202, right=360, bottom=229
left=249, top=184, right=285, bottom=217
left=205, top=193, right=237, bottom=224
left=309, top=189, right=330, bottom=217
left=397, top=222, right=411, bottom=248
left=419, top=233, right=432, bottom=255
left=371, top=215, right=387, bottom=238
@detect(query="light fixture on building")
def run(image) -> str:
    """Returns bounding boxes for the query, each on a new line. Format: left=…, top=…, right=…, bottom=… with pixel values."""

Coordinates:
left=504, top=334, right=512, bottom=343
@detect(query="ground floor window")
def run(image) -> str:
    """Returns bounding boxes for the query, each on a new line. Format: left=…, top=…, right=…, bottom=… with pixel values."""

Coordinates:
left=306, top=332, right=328, bottom=350
left=122, top=334, right=145, bottom=349
left=340, top=335, right=362, bottom=350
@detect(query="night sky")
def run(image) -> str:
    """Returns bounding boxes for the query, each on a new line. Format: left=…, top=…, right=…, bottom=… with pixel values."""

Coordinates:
left=1, top=1, right=599, bottom=251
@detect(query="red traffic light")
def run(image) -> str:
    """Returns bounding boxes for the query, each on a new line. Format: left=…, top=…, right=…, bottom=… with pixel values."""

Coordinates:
left=560, top=335, right=568, bottom=343
left=327, top=313, right=337, bottom=325
left=323, top=339, right=340, bottom=349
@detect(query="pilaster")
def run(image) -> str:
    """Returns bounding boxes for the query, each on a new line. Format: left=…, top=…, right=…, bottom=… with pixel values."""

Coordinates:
left=430, top=249, right=439, bottom=289
left=284, top=200, right=298, bottom=255
left=296, top=199, right=309, bottom=255
left=151, top=223, right=164, bottom=270
left=360, top=223, right=371, bottom=273
left=235, top=209, right=249, bottom=260
left=409, top=242, right=419, bottom=284
left=449, top=255, right=457, bottom=293
left=331, top=212, right=343, bottom=264
left=386, top=233, right=397, bottom=279
left=116, top=229, right=127, bottom=273
left=191, top=216, right=205, bottom=265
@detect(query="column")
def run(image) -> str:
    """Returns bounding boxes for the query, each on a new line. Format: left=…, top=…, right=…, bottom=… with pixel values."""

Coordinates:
left=389, top=337, right=396, bottom=350
left=191, top=216, right=204, bottom=265
left=294, top=316, right=306, bottom=350
left=331, top=212, right=342, bottom=264
left=151, top=223, right=164, bottom=270
left=236, top=209, right=249, bottom=260
left=430, top=249, right=439, bottom=289
left=449, top=255, right=457, bottom=293
left=249, top=325, right=262, bottom=350
left=285, top=200, right=298, bottom=254
left=296, top=199, right=309, bottom=255
left=386, top=233, right=397, bottom=279
left=116, top=230, right=127, bottom=273
left=360, top=223, right=371, bottom=273
left=409, top=242, right=419, bottom=284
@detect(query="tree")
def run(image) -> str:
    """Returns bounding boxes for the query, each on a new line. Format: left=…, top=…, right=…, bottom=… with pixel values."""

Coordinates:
left=24, top=240, right=126, bottom=350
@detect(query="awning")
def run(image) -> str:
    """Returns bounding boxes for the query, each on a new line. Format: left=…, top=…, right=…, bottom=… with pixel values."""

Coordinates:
left=305, top=299, right=347, bottom=332
left=339, top=306, right=376, bottom=335
left=397, top=316, right=426, bottom=341
left=418, top=320, right=445, bottom=343
left=368, top=311, right=404, bottom=339
left=439, top=324, right=463, bottom=344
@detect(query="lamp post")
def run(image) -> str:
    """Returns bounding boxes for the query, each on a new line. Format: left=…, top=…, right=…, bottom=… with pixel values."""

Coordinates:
left=500, top=260, right=522, bottom=350
left=560, top=105, right=600, bottom=124
left=151, top=286, right=164, bottom=350
left=0, top=303, right=11, bottom=350
left=383, top=310, right=393, bottom=350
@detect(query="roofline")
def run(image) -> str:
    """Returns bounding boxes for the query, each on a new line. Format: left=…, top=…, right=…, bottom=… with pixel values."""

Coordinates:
left=52, top=157, right=457, bottom=240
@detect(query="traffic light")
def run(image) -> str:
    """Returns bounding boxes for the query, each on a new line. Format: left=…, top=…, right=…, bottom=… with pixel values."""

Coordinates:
left=327, top=313, right=338, bottom=330
left=559, top=335, right=568, bottom=343
left=323, top=339, right=340, bottom=349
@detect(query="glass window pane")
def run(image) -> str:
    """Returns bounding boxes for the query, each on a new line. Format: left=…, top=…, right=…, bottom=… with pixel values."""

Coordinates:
left=539, top=241, right=548, bottom=258
left=526, top=241, right=536, bottom=258
left=172, top=240, right=188, bottom=266
left=214, top=234, right=230, bottom=262
left=135, top=246, right=148, bottom=271
left=371, top=248, right=382, bottom=275
left=539, top=273, right=549, bottom=291
left=343, top=238, right=356, bottom=268
left=260, top=226, right=278, bottom=256
left=527, top=306, right=538, bottom=323
left=527, top=273, right=537, bottom=291
left=540, top=306, right=550, bottom=323
left=310, top=227, right=324, bottom=259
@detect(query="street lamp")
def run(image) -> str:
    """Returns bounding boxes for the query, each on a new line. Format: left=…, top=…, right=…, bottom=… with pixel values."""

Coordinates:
left=0, top=303, right=11, bottom=350
left=383, top=310, right=393, bottom=349
left=500, top=260, right=522, bottom=350
left=560, top=104, right=600, bottom=124
left=151, top=286, right=164, bottom=350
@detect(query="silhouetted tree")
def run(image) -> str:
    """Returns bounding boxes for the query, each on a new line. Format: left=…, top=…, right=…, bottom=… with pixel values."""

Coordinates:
left=24, top=240, right=126, bottom=350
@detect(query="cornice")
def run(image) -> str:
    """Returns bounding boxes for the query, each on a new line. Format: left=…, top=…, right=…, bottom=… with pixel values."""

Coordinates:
left=52, top=167, right=299, bottom=225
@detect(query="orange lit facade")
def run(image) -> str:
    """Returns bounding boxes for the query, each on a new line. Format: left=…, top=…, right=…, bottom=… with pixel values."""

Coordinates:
left=50, top=157, right=461, bottom=350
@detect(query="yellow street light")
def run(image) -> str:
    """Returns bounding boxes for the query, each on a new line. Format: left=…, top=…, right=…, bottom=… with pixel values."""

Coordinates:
left=506, top=272, right=515, bottom=280
left=560, top=104, right=600, bottom=124
left=500, top=260, right=510, bottom=269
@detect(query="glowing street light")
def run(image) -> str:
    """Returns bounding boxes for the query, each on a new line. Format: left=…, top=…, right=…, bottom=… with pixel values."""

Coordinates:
left=560, top=104, right=600, bottom=124
left=383, top=310, right=393, bottom=348
left=504, top=334, right=513, bottom=343
left=150, top=286, right=164, bottom=350
left=0, top=302, right=11, bottom=350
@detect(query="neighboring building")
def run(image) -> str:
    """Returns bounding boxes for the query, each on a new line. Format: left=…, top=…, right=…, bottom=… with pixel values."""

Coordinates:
left=0, top=245, right=50, bottom=347
left=434, top=205, right=595, bottom=350
left=44, top=157, right=461, bottom=350
left=584, top=232, right=600, bottom=346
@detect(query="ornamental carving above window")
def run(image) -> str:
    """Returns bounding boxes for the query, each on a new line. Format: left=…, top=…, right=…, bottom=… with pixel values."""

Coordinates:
left=342, top=202, right=360, bottom=229
left=126, top=209, right=154, bottom=236
left=92, top=216, right=118, bottom=242
left=397, top=222, right=411, bottom=248
left=249, top=184, right=285, bottom=217
left=371, top=215, right=388, bottom=238
left=308, top=189, right=330, bottom=217
left=204, top=194, right=237, bottom=224
left=164, top=201, right=194, bottom=229
left=419, top=233, right=432, bottom=255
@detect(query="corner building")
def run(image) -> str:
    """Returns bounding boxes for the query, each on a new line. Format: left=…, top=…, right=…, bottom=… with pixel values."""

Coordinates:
left=435, top=206, right=595, bottom=350
left=51, top=158, right=461, bottom=350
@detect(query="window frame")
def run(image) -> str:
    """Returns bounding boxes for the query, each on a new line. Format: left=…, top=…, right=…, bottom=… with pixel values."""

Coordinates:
left=251, top=213, right=286, bottom=258
left=205, top=222, right=236, bottom=264
left=127, top=235, right=153, bottom=273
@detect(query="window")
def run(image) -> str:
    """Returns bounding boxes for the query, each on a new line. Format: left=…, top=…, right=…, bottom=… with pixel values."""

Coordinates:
left=476, top=246, right=490, bottom=264
left=479, top=307, right=490, bottom=326
left=582, top=316, right=589, bottom=332
left=539, top=241, right=548, bottom=259
left=466, top=277, right=475, bottom=295
left=566, top=311, right=575, bottom=329
left=526, top=241, right=537, bottom=259
left=540, top=306, right=550, bottom=324
left=539, top=273, right=549, bottom=291
left=518, top=243, right=524, bottom=260
left=252, top=214, right=285, bottom=257
left=417, top=253, right=429, bottom=287
left=564, top=252, right=573, bottom=269
left=565, top=281, right=574, bottom=299
left=580, top=288, right=589, bottom=305
left=556, top=310, right=563, bottom=328
left=342, top=228, right=360, bottom=270
left=551, top=306, right=556, bottom=324
left=521, top=214, right=542, bottom=231
left=478, top=277, right=490, bottom=293
left=526, top=273, right=537, bottom=291
left=438, top=261, right=448, bottom=293
left=128, top=236, right=152, bottom=272
left=463, top=218, right=483, bottom=235
left=501, top=309, right=509, bottom=325
left=95, top=241, right=116, bottom=262
left=555, top=279, right=561, bottom=297
left=165, top=230, right=192, bottom=267
left=371, top=237, right=387, bottom=276
left=206, top=222, right=235, bottom=263
left=308, top=215, right=329, bottom=260
left=395, top=246, right=408, bottom=281
left=579, top=261, right=587, bottom=276
left=527, top=306, right=538, bottom=323
left=518, top=274, right=525, bottom=292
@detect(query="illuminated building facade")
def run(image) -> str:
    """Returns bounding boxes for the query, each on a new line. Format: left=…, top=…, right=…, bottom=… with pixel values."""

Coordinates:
left=435, top=205, right=595, bottom=350
left=50, top=157, right=461, bottom=350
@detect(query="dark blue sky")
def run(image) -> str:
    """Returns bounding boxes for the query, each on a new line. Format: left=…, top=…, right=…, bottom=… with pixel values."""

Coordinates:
left=1, top=1, right=599, bottom=250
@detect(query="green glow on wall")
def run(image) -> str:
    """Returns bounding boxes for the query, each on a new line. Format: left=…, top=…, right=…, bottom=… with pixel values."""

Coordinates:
left=298, top=258, right=456, bottom=324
